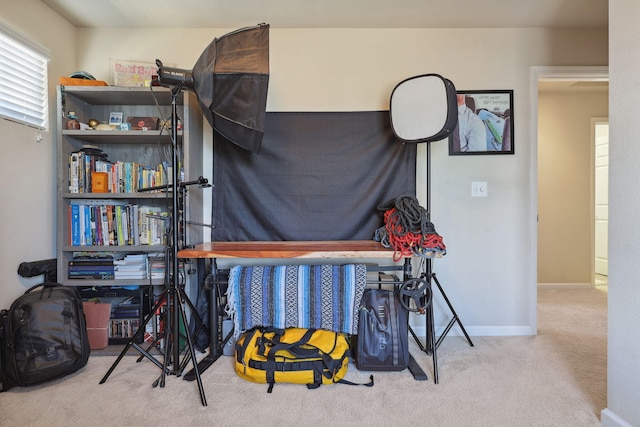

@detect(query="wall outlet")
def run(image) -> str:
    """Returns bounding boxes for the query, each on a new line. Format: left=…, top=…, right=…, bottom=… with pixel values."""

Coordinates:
left=472, top=181, right=488, bottom=197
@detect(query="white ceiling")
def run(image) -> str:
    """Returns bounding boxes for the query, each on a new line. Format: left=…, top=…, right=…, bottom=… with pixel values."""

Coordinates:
left=41, top=0, right=608, bottom=29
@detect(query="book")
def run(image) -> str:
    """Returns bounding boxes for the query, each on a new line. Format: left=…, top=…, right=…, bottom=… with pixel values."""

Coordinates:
left=70, top=204, right=81, bottom=246
left=115, top=205, right=124, bottom=245
left=138, top=206, right=162, bottom=245
left=100, top=205, right=109, bottom=246
left=112, top=309, right=141, bottom=319
left=69, top=152, right=80, bottom=193
left=69, top=261, right=114, bottom=268
left=107, top=204, right=115, bottom=245
left=68, top=271, right=115, bottom=280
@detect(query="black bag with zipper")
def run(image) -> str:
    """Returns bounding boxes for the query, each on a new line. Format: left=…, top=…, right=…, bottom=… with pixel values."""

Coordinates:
left=354, top=288, right=409, bottom=371
left=0, top=283, right=90, bottom=392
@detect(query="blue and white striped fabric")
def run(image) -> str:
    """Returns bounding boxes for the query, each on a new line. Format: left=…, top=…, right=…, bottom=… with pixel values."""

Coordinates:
left=226, top=264, right=367, bottom=338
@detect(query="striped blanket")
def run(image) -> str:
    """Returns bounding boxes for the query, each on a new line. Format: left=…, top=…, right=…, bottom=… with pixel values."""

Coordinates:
left=226, top=264, right=367, bottom=338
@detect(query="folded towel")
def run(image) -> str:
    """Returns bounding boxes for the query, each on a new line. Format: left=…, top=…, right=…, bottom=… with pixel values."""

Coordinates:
left=226, top=264, right=367, bottom=338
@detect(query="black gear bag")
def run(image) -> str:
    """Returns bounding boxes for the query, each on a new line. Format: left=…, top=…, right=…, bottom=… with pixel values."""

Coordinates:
left=354, top=288, right=409, bottom=371
left=0, top=283, right=90, bottom=392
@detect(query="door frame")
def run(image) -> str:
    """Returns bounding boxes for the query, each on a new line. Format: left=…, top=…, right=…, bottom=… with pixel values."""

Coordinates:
left=529, top=66, right=608, bottom=332
left=592, top=117, right=609, bottom=285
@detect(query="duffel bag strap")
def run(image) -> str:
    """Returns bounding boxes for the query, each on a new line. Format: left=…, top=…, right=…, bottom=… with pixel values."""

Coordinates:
left=263, top=328, right=318, bottom=359
left=236, top=328, right=260, bottom=365
left=334, top=375, right=375, bottom=388
left=264, top=329, right=317, bottom=389
left=306, top=373, right=375, bottom=390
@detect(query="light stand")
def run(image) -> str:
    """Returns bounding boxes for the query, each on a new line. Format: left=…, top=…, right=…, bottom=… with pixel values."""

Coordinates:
left=100, top=85, right=207, bottom=406
left=414, top=139, right=474, bottom=384
left=389, top=74, right=474, bottom=383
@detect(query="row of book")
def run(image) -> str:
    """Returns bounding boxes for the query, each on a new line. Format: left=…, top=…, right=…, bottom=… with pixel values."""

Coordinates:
left=68, top=253, right=167, bottom=280
left=109, top=319, right=140, bottom=339
left=68, top=146, right=172, bottom=194
left=69, top=202, right=169, bottom=247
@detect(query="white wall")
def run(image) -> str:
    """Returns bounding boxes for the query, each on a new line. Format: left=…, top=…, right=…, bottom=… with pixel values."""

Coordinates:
left=0, top=0, right=76, bottom=309
left=0, top=11, right=607, bottom=336
left=602, top=1, right=640, bottom=426
left=73, top=26, right=607, bottom=336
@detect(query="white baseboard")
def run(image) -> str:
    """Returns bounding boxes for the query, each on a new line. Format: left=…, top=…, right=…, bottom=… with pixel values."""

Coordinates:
left=538, top=282, right=593, bottom=289
left=409, top=324, right=535, bottom=338
left=601, top=408, right=634, bottom=427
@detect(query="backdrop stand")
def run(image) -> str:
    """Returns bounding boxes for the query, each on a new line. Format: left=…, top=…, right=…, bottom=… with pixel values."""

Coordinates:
left=99, top=86, right=207, bottom=406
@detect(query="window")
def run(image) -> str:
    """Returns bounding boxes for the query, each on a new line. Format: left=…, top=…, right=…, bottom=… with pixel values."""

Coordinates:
left=0, top=27, right=49, bottom=130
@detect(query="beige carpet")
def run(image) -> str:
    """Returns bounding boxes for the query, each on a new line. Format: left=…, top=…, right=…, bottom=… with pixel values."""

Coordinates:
left=0, top=287, right=607, bottom=427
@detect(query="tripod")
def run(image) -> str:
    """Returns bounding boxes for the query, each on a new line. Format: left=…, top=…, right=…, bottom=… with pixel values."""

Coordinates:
left=406, top=140, right=474, bottom=384
left=100, top=85, right=207, bottom=406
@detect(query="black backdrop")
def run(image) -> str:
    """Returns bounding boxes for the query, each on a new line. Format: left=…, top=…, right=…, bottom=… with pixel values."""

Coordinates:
left=210, top=111, right=416, bottom=241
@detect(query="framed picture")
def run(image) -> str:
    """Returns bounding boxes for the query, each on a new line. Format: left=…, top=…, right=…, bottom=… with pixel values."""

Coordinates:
left=449, top=90, right=514, bottom=155
left=109, top=112, right=123, bottom=126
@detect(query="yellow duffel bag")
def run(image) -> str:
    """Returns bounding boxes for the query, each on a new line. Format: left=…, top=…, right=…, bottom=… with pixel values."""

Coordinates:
left=235, top=327, right=372, bottom=393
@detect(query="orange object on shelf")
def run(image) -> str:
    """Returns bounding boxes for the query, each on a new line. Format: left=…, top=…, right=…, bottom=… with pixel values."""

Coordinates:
left=59, top=77, right=108, bottom=86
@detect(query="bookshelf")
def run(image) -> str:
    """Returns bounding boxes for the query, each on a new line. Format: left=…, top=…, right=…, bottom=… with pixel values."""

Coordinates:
left=79, top=285, right=151, bottom=345
left=55, top=85, right=203, bottom=290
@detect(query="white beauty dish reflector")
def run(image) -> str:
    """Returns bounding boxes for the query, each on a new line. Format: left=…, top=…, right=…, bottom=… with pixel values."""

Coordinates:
left=389, top=74, right=458, bottom=143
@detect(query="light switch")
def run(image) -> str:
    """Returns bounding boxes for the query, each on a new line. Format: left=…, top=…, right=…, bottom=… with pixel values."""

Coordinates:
left=472, top=181, right=488, bottom=197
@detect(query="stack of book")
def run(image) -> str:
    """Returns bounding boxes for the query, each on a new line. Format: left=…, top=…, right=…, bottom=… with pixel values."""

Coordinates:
left=68, top=257, right=116, bottom=280
left=148, top=253, right=166, bottom=280
left=114, top=254, right=148, bottom=280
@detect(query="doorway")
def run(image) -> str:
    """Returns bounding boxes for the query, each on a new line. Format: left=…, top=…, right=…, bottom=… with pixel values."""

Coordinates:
left=532, top=66, right=609, bottom=291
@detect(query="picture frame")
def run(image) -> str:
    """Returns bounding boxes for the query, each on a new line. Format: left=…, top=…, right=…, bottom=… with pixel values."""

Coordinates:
left=109, top=112, right=123, bottom=126
left=449, top=90, right=514, bottom=155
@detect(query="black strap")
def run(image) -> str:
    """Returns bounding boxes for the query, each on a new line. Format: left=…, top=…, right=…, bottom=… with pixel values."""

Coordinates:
left=336, top=375, right=375, bottom=388
left=265, top=328, right=316, bottom=355
left=63, top=299, right=72, bottom=347
left=24, top=282, right=61, bottom=296
left=236, top=328, right=259, bottom=365
left=389, top=294, right=400, bottom=366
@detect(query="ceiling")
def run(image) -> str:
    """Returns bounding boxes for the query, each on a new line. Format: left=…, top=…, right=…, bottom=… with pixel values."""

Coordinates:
left=41, top=0, right=608, bottom=29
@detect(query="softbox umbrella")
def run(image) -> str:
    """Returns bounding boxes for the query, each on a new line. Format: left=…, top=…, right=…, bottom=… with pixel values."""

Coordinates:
left=192, top=23, right=270, bottom=153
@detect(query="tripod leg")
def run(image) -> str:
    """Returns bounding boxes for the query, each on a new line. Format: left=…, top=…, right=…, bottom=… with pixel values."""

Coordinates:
left=153, top=332, right=172, bottom=388
left=432, top=273, right=474, bottom=349
left=136, top=288, right=167, bottom=363
left=184, top=279, right=223, bottom=381
left=176, top=286, right=209, bottom=374
left=177, top=287, right=207, bottom=406
left=426, top=288, right=439, bottom=384
left=100, top=288, right=169, bottom=384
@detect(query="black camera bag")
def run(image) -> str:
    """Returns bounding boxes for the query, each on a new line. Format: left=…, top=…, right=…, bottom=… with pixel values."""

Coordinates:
left=354, top=288, right=409, bottom=371
left=0, top=283, right=90, bottom=391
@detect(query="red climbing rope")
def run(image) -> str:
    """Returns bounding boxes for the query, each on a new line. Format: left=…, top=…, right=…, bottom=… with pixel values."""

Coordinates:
left=383, top=207, right=446, bottom=261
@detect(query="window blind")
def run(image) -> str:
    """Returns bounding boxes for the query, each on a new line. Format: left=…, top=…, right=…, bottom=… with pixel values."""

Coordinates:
left=0, top=29, right=49, bottom=130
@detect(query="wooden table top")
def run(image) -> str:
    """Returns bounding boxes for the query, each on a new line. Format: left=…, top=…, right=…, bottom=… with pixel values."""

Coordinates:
left=177, top=240, right=398, bottom=259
